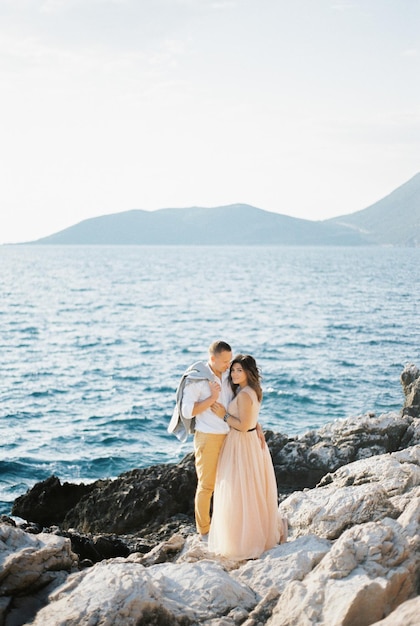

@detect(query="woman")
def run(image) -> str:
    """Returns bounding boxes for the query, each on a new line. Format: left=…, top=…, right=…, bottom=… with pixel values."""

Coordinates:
left=208, top=354, right=286, bottom=560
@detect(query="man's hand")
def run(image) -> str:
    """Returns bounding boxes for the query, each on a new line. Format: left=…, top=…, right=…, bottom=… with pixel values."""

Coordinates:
left=208, top=380, right=221, bottom=401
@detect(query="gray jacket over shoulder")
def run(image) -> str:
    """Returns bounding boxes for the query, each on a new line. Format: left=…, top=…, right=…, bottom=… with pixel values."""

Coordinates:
left=167, top=361, right=214, bottom=443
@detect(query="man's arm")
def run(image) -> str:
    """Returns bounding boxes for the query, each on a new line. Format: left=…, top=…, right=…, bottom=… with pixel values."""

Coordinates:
left=182, top=380, right=221, bottom=418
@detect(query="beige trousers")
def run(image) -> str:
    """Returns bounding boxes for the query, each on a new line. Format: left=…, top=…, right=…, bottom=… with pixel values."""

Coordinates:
left=193, top=431, right=227, bottom=535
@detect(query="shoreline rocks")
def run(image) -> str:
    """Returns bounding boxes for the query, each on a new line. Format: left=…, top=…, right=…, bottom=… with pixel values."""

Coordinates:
left=11, top=412, right=419, bottom=543
left=1, top=363, right=419, bottom=625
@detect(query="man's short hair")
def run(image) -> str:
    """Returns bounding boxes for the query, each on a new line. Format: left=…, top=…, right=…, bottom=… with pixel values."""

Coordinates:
left=209, top=340, right=232, bottom=355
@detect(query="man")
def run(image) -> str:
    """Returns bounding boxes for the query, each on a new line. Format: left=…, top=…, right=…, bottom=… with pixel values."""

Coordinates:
left=181, top=340, right=233, bottom=540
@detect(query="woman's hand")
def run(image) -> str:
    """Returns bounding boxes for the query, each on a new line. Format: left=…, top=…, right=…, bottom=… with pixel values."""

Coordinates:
left=256, top=423, right=266, bottom=449
left=211, top=401, right=226, bottom=419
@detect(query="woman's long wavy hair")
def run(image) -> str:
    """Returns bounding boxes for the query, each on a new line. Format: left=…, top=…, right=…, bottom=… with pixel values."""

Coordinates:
left=229, top=354, right=263, bottom=402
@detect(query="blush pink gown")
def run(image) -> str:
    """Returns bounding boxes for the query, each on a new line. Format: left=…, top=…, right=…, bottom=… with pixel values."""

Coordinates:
left=208, top=386, right=283, bottom=560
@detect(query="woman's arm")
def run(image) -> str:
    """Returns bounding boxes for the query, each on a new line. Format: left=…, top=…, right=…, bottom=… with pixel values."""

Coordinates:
left=256, top=422, right=266, bottom=449
left=211, top=391, right=254, bottom=431
left=233, top=391, right=254, bottom=431
left=212, top=396, right=265, bottom=445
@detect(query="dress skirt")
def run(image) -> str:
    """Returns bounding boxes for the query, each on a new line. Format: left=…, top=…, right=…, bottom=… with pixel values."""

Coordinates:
left=208, top=428, right=281, bottom=560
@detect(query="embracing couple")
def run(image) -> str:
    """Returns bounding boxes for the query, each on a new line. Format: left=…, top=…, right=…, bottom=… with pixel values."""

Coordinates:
left=168, top=340, right=287, bottom=561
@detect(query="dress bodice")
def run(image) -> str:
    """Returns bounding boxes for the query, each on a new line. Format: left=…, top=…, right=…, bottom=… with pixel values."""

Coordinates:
left=228, top=386, right=260, bottom=429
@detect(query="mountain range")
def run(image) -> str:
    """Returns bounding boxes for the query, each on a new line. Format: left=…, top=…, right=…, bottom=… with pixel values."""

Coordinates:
left=28, top=172, right=420, bottom=246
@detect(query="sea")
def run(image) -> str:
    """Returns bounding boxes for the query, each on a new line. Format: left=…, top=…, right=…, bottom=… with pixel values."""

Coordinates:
left=1, top=244, right=419, bottom=516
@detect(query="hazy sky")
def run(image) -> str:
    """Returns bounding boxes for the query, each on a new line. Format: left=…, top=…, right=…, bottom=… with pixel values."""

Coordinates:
left=0, top=0, right=419, bottom=243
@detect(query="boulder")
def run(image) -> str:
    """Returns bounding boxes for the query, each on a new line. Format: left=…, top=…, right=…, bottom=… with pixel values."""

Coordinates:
left=279, top=445, right=420, bottom=539
left=400, top=362, right=420, bottom=417
left=269, top=410, right=418, bottom=492
left=11, top=475, right=94, bottom=527
left=0, top=525, right=77, bottom=596
left=371, top=596, right=420, bottom=626
left=29, top=558, right=256, bottom=626
left=268, top=496, right=420, bottom=626
left=0, top=525, right=78, bottom=626
left=12, top=454, right=197, bottom=536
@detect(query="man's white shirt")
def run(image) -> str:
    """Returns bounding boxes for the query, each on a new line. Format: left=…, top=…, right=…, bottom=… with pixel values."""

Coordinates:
left=181, top=365, right=233, bottom=434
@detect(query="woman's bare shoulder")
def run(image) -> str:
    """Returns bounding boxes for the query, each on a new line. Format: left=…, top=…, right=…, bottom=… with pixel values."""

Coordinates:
left=238, top=386, right=257, bottom=402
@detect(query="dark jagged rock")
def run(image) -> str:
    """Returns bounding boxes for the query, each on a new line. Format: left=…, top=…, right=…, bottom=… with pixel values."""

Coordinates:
left=12, top=365, right=420, bottom=539
left=65, top=454, right=196, bottom=535
left=58, top=531, right=131, bottom=563
left=12, top=475, right=95, bottom=526
left=269, top=411, right=413, bottom=492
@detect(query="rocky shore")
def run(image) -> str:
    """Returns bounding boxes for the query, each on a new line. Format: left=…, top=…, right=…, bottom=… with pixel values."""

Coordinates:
left=1, top=363, right=419, bottom=625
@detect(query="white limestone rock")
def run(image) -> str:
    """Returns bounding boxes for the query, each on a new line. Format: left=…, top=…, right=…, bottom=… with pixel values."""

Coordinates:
left=280, top=445, right=420, bottom=540
left=268, top=497, right=420, bottom=626
left=371, top=595, right=420, bottom=626
left=30, top=558, right=256, bottom=625
left=232, top=535, right=331, bottom=598
left=3, top=571, right=69, bottom=626
left=2, top=420, right=419, bottom=626
left=0, top=525, right=77, bottom=596
left=322, top=445, right=420, bottom=493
